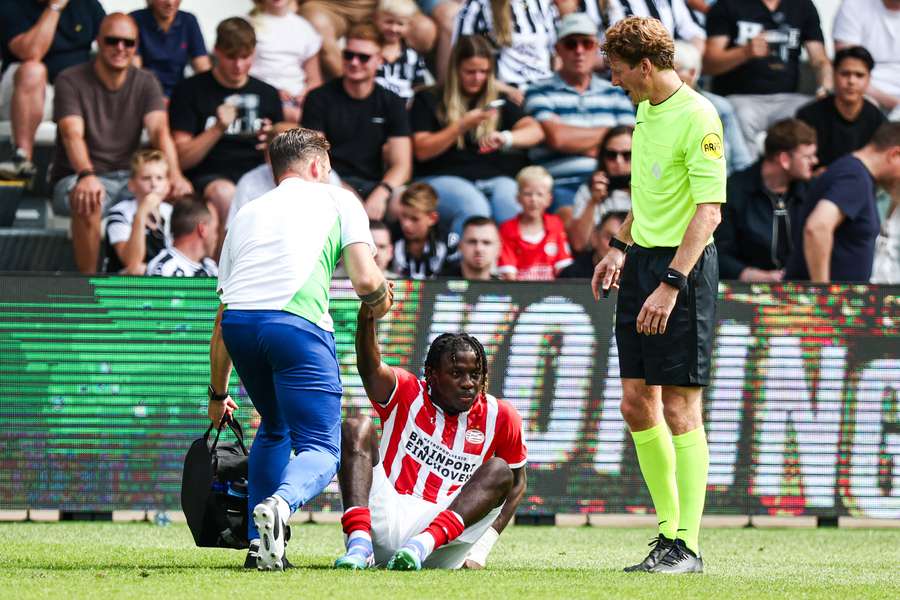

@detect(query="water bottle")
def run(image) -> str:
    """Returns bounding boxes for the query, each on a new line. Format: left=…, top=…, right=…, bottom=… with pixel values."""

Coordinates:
left=153, top=510, right=171, bottom=527
left=227, top=481, right=248, bottom=499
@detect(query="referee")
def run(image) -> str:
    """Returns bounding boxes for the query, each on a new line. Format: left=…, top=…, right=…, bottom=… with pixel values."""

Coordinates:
left=208, top=128, right=393, bottom=570
left=591, top=17, right=726, bottom=574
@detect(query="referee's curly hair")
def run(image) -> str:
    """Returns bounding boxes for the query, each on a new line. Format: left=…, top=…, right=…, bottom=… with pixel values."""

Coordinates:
left=603, top=16, right=675, bottom=71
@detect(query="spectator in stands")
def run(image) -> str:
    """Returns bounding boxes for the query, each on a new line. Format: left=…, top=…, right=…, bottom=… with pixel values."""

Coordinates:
left=300, top=0, right=435, bottom=78
left=146, top=198, right=219, bottom=276
left=498, top=166, right=573, bottom=280
left=796, top=46, right=886, bottom=169
left=51, top=13, right=191, bottom=275
left=439, top=215, right=501, bottom=279
left=453, top=0, right=557, bottom=102
left=871, top=184, right=900, bottom=284
left=560, top=211, right=627, bottom=278
left=131, top=0, right=211, bottom=98
left=717, top=119, right=816, bottom=282
left=249, top=0, right=322, bottom=123
left=411, top=35, right=543, bottom=236
left=375, top=0, right=433, bottom=102
left=703, top=0, right=832, bottom=151
left=786, top=122, right=900, bottom=283
left=833, top=0, right=900, bottom=117
left=391, top=182, right=454, bottom=279
left=674, top=40, right=752, bottom=176
left=104, top=150, right=174, bottom=275
left=169, top=17, right=284, bottom=252
left=302, top=24, right=411, bottom=221
left=0, top=0, right=104, bottom=179
left=567, top=125, right=633, bottom=252
left=369, top=219, right=400, bottom=277
left=608, top=0, right=706, bottom=52
left=557, top=1, right=620, bottom=48
left=524, top=13, right=635, bottom=224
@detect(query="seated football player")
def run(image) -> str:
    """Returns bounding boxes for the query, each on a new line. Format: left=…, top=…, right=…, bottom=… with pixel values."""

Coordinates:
left=334, top=303, right=528, bottom=570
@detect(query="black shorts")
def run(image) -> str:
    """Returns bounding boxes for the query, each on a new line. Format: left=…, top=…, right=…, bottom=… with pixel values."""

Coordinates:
left=615, top=243, right=718, bottom=386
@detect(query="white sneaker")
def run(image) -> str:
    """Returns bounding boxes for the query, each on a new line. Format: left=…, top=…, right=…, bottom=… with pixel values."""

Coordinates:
left=252, top=496, right=289, bottom=571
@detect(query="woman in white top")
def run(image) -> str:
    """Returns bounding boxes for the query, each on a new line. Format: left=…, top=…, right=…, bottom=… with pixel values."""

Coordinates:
left=249, top=0, right=324, bottom=122
left=568, top=124, right=633, bottom=252
left=454, top=0, right=558, bottom=103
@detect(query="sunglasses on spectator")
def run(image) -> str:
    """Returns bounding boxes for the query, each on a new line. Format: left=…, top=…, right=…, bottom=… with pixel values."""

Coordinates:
left=342, top=50, right=373, bottom=64
left=562, top=37, right=598, bottom=51
left=604, top=150, right=631, bottom=161
left=103, top=36, right=137, bottom=48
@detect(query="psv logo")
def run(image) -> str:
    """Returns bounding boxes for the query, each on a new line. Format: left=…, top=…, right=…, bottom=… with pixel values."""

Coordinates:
left=465, top=429, right=485, bottom=444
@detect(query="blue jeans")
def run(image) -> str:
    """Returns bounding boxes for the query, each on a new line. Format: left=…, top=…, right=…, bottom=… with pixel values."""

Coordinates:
left=220, top=310, right=342, bottom=541
left=422, top=175, right=521, bottom=236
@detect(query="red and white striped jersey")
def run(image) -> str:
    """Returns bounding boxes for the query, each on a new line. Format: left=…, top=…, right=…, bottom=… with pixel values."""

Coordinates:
left=372, top=367, right=527, bottom=504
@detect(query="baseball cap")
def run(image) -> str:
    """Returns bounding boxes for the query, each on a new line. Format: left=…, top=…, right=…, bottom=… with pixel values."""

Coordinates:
left=556, top=13, right=598, bottom=40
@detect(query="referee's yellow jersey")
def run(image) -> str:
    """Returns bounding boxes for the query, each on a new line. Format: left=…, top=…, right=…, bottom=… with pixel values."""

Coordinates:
left=630, top=84, right=727, bottom=248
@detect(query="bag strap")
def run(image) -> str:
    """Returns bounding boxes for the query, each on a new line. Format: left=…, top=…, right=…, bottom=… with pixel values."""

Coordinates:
left=226, top=417, right=249, bottom=456
left=210, top=414, right=249, bottom=456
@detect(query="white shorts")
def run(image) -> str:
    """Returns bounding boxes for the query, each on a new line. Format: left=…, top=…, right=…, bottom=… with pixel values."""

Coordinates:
left=0, top=63, right=54, bottom=121
left=369, top=463, right=501, bottom=569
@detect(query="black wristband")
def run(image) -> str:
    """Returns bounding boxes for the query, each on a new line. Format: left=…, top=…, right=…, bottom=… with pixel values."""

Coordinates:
left=377, top=181, right=394, bottom=195
left=208, top=384, right=229, bottom=402
left=661, top=268, right=688, bottom=292
left=76, top=169, right=96, bottom=181
left=610, top=237, right=629, bottom=253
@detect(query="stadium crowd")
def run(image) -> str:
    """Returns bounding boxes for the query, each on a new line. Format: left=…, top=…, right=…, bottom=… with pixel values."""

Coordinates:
left=0, top=0, right=898, bottom=282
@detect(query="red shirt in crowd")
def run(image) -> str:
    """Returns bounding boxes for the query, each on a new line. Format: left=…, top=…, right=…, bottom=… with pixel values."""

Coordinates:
left=498, top=213, right=573, bottom=280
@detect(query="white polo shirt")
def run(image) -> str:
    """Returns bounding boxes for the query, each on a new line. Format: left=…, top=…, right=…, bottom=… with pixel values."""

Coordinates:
left=217, top=177, right=374, bottom=332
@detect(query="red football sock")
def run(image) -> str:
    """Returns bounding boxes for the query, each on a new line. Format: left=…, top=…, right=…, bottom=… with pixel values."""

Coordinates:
left=341, top=506, right=371, bottom=536
left=423, top=510, right=466, bottom=549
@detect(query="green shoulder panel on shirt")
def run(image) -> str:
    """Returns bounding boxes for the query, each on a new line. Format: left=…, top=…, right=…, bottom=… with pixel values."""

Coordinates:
left=283, top=217, right=343, bottom=331
left=630, top=85, right=727, bottom=248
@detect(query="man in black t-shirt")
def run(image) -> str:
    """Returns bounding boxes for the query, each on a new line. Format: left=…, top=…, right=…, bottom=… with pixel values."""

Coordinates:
left=786, top=122, right=900, bottom=283
left=0, top=0, right=104, bottom=179
left=703, top=0, right=832, bottom=152
left=169, top=17, right=284, bottom=253
left=301, top=24, right=412, bottom=221
left=796, top=46, right=886, bottom=170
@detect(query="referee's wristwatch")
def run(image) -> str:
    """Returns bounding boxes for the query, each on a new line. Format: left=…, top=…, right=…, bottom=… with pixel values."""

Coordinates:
left=208, top=384, right=229, bottom=402
left=660, top=268, right=688, bottom=292
left=610, top=237, right=629, bottom=253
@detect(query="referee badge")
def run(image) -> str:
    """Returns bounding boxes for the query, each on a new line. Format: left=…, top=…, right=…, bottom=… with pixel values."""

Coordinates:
left=701, top=133, right=724, bottom=160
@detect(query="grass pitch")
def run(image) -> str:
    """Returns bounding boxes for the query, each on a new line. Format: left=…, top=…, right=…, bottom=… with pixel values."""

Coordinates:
left=0, top=522, right=897, bottom=599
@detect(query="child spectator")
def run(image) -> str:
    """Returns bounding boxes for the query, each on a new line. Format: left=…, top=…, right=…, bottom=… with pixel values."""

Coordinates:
left=392, top=182, right=455, bottom=279
left=249, top=0, right=323, bottom=123
left=498, top=166, right=573, bottom=280
left=104, top=150, right=174, bottom=274
left=146, top=198, right=219, bottom=276
left=375, top=0, right=433, bottom=101
left=131, top=0, right=211, bottom=97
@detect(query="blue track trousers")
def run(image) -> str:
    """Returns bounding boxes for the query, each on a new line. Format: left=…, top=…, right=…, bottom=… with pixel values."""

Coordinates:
left=221, top=310, right=342, bottom=540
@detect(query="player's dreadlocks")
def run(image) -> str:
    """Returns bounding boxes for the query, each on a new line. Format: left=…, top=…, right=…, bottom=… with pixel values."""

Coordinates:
left=424, top=333, right=489, bottom=395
